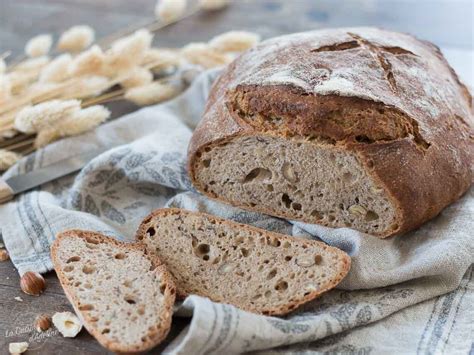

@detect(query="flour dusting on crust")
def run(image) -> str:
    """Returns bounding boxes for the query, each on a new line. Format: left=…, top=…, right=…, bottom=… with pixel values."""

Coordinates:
left=227, top=27, right=472, bottom=141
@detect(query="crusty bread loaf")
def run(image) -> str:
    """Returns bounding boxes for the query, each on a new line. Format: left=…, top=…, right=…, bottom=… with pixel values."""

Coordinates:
left=188, top=27, right=473, bottom=238
left=51, top=230, right=176, bottom=353
left=136, top=208, right=350, bottom=315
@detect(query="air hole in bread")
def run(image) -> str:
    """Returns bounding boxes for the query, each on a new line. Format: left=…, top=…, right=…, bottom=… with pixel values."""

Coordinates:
left=282, top=193, right=292, bottom=208
left=268, top=238, right=281, bottom=247
left=159, top=283, right=167, bottom=294
left=202, top=159, right=211, bottom=168
left=314, top=255, right=323, bottom=265
left=240, top=248, right=250, bottom=257
left=243, top=167, right=272, bottom=183
left=267, top=269, right=277, bottom=280
left=114, top=253, right=126, bottom=260
left=292, top=202, right=302, bottom=211
left=282, top=241, right=291, bottom=248
left=64, top=265, right=74, bottom=272
left=285, top=255, right=292, bottom=261
left=66, top=256, right=81, bottom=263
left=146, top=227, right=156, bottom=237
left=275, top=280, right=289, bottom=292
left=124, top=296, right=137, bottom=305
left=101, top=328, right=110, bottom=334
left=195, top=243, right=210, bottom=260
left=264, top=290, right=272, bottom=298
left=82, top=265, right=95, bottom=274
left=85, top=243, right=98, bottom=249
left=266, top=184, right=274, bottom=192
left=85, top=236, right=99, bottom=245
left=365, top=210, right=379, bottom=221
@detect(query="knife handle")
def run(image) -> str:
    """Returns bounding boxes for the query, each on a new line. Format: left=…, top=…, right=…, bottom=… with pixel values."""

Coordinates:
left=0, top=179, right=14, bottom=204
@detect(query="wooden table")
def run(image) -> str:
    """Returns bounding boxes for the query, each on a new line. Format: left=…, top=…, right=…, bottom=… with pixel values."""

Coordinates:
left=0, top=0, right=472, bottom=353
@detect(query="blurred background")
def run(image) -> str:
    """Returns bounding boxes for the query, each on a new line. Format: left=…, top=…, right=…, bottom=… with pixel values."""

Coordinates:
left=1, top=0, right=473, bottom=82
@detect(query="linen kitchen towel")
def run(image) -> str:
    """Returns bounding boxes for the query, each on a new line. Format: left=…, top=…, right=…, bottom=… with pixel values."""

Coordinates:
left=1, top=57, right=473, bottom=353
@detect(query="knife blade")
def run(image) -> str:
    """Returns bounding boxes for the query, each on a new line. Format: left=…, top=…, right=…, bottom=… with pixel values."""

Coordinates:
left=0, top=147, right=108, bottom=204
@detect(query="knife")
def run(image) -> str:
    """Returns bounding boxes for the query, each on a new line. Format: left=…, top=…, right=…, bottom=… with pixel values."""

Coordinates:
left=0, top=147, right=108, bottom=204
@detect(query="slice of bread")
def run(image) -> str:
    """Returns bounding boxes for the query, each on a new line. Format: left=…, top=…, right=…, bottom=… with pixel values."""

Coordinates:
left=136, top=208, right=350, bottom=315
left=51, top=230, right=176, bottom=353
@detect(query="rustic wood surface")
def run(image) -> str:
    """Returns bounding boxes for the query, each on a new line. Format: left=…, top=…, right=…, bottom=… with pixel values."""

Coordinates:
left=0, top=0, right=472, bottom=353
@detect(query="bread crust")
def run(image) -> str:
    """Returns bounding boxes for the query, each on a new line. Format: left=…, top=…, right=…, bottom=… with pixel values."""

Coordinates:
left=135, top=208, right=351, bottom=316
left=51, top=230, right=176, bottom=353
left=188, top=27, right=473, bottom=238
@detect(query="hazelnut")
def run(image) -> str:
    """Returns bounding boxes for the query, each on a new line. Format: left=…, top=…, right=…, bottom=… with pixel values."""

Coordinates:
left=20, top=271, right=46, bottom=296
left=0, top=248, right=9, bottom=262
left=8, top=341, right=28, bottom=354
left=348, top=204, right=367, bottom=217
left=52, top=311, right=83, bottom=338
left=217, top=263, right=233, bottom=274
left=281, top=162, right=298, bottom=183
left=296, top=256, right=315, bottom=267
left=35, top=314, right=52, bottom=332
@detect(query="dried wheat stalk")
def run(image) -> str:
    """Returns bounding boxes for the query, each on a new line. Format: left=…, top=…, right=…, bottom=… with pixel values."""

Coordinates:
left=0, top=0, right=260, bottom=172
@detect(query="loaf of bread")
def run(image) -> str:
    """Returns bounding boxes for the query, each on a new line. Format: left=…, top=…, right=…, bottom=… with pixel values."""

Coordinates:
left=51, top=230, right=176, bottom=353
left=136, top=208, right=350, bottom=315
left=188, top=27, right=473, bottom=238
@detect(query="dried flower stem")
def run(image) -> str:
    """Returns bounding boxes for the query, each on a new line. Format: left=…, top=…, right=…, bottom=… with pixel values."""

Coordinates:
left=99, top=6, right=200, bottom=48
left=3, top=136, right=35, bottom=150
left=0, top=133, right=32, bottom=149
left=0, top=79, right=74, bottom=116
left=0, top=123, right=14, bottom=133
left=82, top=89, right=125, bottom=107
left=19, top=145, right=35, bottom=155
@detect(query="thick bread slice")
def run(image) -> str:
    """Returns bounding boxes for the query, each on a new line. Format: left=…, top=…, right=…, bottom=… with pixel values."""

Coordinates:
left=51, top=230, right=176, bottom=353
left=136, top=208, right=350, bottom=316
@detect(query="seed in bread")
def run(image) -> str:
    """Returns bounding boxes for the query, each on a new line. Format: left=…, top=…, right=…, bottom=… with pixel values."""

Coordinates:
left=136, top=208, right=350, bottom=316
left=51, top=230, right=176, bottom=353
